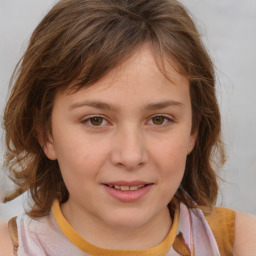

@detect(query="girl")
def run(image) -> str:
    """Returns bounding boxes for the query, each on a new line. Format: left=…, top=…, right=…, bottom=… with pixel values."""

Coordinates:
left=1, top=0, right=256, bottom=255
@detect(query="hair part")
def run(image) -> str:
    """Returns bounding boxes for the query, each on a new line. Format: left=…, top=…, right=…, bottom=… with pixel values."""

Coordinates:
left=3, top=0, right=225, bottom=218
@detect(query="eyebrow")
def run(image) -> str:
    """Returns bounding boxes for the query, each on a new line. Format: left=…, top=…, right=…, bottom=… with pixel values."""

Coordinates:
left=144, top=100, right=184, bottom=111
left=69, top=101, right=117, bottom=111
left=69, top=100, right=184, bottom=111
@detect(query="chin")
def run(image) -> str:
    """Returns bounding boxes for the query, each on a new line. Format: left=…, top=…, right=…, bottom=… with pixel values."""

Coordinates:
left=103, top=209, right=152, bottom=229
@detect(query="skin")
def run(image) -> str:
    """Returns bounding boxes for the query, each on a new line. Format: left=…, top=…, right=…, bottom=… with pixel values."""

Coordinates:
left=1, top=46, right=256, bottom=254
left=0, top=219, right=13, bottom=256
left=43, top=45, right=197, bottom=249
left=233, top=212, right=256, bottom=255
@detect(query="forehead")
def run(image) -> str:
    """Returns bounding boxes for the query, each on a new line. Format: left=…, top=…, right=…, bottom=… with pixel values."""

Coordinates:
left=58, top=45, right=190, bottom=109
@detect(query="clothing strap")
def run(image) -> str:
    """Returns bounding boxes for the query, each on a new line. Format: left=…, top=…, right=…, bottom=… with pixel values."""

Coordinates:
left=8, top=216, right=18, bottom=256
left=171, top=206, right=236, bottom=256
left=205, top=207, right=236, bottom=256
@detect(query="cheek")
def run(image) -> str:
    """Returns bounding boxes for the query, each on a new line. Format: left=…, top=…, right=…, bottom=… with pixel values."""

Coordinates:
left=150, top=134, right=189, bottom=191
left=152, top=134, right=190, bottom=169
left=53, top=133, right=109, bottom=181
left=55, top=142, right=104, bottom=197
left=151, top=142, right=187, bottom=204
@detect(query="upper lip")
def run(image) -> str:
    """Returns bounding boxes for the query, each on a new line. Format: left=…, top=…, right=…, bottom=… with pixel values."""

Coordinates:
left=103, top=181, right=153, bottom=186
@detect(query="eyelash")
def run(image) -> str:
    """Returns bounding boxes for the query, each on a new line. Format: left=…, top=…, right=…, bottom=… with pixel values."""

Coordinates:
left=81, top=115, right=174, bottom=129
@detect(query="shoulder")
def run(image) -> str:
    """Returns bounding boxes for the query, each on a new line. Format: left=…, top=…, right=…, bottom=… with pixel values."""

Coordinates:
left=0, top=219, right=14, bottom=256
left=233, top=211, right=256, bottom=256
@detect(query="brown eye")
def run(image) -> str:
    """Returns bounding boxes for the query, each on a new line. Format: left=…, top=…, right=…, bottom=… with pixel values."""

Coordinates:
left=152, top=116, right=165, bottom=125
left=90, top=117, right=104, bottom=126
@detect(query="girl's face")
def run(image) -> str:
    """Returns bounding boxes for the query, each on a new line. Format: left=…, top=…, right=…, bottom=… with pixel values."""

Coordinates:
left=44, top=45, right=196, bottom=231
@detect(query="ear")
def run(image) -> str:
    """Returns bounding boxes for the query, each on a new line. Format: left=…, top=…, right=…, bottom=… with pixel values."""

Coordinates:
left=187, top=130, right=198, bottom=155
left=43, top=138, right=57, bottom=160
left=37, top=127, right=57, bottom=160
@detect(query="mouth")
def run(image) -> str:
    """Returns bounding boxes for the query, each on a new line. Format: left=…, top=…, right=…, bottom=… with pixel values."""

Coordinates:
left=103, top=182, right=153, bottom=202
left=104, top=184, right=148, bottom=191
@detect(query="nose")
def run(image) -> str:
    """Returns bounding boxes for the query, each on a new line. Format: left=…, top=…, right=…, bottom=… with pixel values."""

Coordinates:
left=110, top=126, right=148, bottom=170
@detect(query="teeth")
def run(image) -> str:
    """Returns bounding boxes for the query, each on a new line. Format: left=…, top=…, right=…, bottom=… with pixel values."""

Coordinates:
left=108, top=185, right=146, bottom=191
left=120, top=186, right=129, bottom=191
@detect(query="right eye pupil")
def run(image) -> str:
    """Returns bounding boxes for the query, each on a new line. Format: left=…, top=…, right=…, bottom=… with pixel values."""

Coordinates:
left=90, top=117, right=103, bottom=126
left=152, top=116, right=164, bottom=125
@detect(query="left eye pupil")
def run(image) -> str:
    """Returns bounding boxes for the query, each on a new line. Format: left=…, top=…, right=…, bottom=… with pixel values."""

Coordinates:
left=152, top=116, right=164, bottom=125
left=90, top=117, right=103, bottom=126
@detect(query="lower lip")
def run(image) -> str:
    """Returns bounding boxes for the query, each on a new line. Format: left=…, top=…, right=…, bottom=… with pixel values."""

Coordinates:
left=104, top=185, right=152, bottom=202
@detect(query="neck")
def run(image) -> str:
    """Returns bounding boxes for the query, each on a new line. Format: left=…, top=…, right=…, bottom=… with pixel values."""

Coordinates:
left=61, top=200, right=172, bottom=250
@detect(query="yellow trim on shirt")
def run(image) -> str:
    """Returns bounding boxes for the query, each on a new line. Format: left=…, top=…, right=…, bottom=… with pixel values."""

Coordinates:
left=51, top=200, right=179, bottom=256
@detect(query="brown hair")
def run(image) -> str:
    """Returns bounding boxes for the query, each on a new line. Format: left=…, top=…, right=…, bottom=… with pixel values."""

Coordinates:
left=3, top=0, right=225, bottom=217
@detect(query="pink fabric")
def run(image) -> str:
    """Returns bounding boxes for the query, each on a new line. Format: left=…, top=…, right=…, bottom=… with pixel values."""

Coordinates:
left=17, top=213, right=88, bottom=256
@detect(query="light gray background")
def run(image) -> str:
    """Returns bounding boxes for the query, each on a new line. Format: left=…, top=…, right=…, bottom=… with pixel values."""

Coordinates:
left=0, top=0, right=256, bottom=221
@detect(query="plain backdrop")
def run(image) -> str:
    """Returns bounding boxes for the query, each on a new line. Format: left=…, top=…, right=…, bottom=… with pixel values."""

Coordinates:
left=0, top=0, right=256, bottom=221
